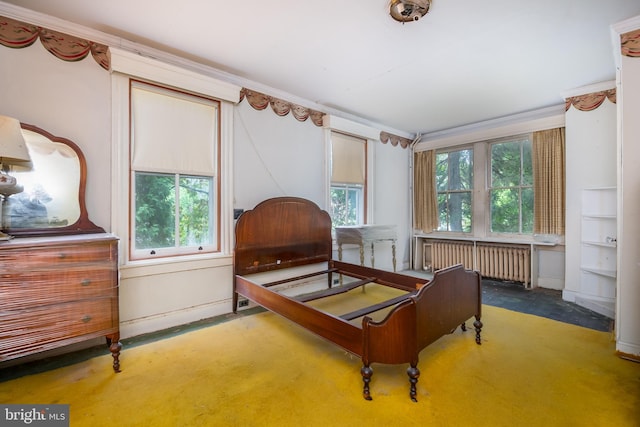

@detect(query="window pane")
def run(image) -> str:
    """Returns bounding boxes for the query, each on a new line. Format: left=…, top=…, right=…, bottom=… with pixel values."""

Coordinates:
left=436, top=153, right=448, bottom=191
left=135, top=172, right=175, bottom=249
left=179, top=176, right=213, bottom=246
left=491, top=141, right=521, bottom=187
left=450, top=149, right=472, bottom=190
left=522, top=187, right=534, bottom=233
left=437, top=193, right=448, bottom=231
left=331, top=186, right=361, bottom=227
left=491, top=188, right=519, bottom=233
left=436, top=148, right=472, bottom=233
left=437, top=192, right=471, bottom=232
left=522, top=140, right=533, bottom=186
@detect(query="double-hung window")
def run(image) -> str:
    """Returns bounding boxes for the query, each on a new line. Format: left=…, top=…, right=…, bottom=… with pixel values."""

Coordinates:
left=489, top=136, right=533, bottom=234
left=130, top=80, right=219, bottom=259
left=329, top=132, right=367, bottom=227
left=436, top=147, right=473, bottom=232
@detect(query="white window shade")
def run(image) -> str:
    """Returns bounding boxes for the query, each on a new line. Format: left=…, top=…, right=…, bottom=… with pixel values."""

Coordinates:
left=331, top=132, right=365, bottom=184
left=131, top=83, right=218, bottom=175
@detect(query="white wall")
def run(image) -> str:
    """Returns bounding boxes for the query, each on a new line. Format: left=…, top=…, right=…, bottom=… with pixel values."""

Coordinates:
left=0, top=40, right=111, bottom=230
left=615, top=15, right=640, bottom=359
left=563, top=94, right=617, bottom=310
left=233, top=101, right=326, bottom=210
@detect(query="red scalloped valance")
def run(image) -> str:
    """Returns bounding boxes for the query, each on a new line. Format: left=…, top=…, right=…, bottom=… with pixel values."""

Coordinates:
left=621, top=29, right=640, bottom=57
left=240, top=88, right=325, bottom=127
left=565, top=89, right=616, bottom=112
left=0, top=15, right=109, bottom=70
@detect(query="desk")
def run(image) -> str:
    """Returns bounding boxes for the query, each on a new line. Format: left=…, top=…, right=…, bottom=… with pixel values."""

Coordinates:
left=336, top=225, right=397, bottom=271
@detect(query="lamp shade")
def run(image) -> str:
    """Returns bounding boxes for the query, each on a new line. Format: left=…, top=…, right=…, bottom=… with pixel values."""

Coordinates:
left=0, top=115, right=31, bottom=166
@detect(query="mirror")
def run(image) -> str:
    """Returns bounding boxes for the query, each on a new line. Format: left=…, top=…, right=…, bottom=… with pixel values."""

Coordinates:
left=4, top=124, right=104, bottom=237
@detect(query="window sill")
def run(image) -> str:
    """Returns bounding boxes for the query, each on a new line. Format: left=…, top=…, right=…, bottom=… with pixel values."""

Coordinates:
left=413, top=233, right=563, bottom=247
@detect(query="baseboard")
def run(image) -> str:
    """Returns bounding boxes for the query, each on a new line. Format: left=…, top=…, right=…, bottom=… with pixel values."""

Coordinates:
left=574, top=295, right=616, bottom=319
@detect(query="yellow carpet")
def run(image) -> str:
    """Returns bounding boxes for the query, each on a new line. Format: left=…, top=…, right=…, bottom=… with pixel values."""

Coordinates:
left=1, top=303, right=639, bottom=426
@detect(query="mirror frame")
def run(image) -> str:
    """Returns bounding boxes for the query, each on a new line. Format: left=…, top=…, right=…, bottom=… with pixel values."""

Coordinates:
left=6, top=123, right=104, bottom=237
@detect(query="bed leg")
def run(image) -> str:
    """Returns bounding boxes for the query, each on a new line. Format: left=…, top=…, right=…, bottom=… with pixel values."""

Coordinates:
left=232, top=292, right=238, bottom=314
left=407, top=364, right=420, bottom=402
left=361, top=365, right=373, bottom=401
left=474, top=316, right=483, bottom=344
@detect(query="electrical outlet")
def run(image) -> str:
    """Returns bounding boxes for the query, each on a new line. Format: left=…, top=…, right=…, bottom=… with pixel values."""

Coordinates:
left=239, top=299, right=249, bottom=308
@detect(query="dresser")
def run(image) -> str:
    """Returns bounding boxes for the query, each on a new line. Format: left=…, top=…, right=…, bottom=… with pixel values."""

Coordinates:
left=0, top=234, right=121, bottom=372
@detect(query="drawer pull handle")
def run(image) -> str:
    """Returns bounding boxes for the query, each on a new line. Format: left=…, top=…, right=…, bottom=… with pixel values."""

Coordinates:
left=81, top=279, right=92, bottom=286
left=59, top=253, right=67, bottom=259
left=81, top=315, right=92, bottom=323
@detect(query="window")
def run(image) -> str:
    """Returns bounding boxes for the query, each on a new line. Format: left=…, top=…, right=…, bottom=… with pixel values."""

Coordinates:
left=436, top=148, right=473, bottom=232
left=431, top=134, right=535, bottom=237
left=130, top=81, right=219, bottom=259
left=329, top=132, right=366, bottom=227
left=489, top=137, right=533, bottom=234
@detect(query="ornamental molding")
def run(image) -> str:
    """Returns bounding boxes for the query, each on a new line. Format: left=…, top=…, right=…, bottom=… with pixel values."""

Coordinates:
left=380, top=131, right=412, bottom=149
left=240, top=88, right=325, bottom=127
left=0, top=15, right=109, bottom=70
left=564, top=89, right=616, bottom=112
left=621, top=28, right=640, bottom=57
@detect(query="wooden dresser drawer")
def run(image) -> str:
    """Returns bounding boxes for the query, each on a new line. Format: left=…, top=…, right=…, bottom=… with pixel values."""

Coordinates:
left=0, top=242, right=114, bottom=268
left=0, top=298, right=117, bottom=360
left=0, top=266, right=117, bottom=310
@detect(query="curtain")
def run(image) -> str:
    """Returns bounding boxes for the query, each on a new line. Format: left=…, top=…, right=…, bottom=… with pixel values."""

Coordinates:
left=413, top=150, right=438, bottom=232
left=533, top=128, right=565, bottom=235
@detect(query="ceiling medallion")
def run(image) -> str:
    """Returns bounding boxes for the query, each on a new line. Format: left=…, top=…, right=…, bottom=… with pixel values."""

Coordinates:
left=389, top=0, right=431, bottom=23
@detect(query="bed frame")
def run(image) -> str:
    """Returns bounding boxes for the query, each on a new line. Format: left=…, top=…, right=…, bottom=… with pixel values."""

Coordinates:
left=233, top=197, right=482, bottom=401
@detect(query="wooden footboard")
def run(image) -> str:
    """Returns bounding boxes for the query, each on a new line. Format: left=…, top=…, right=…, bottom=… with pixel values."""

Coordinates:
left=361, top=264, right=482, bottom=401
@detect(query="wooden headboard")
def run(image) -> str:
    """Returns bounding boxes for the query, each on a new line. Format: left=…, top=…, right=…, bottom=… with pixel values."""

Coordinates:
left=234, top=197, right=333, bottom=276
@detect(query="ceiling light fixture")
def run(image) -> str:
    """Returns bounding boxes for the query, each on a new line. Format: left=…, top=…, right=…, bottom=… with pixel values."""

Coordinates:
left=389, top=0, right=431, bottom=23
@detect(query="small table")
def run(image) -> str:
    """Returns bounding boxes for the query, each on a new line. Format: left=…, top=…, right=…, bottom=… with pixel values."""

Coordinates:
left=336, top=225, right=397, bottom=271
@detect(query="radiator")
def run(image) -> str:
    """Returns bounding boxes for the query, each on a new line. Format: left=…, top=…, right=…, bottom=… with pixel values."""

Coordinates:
left=477, top=243, right=530, bottom=285
left=432, top=241, right=474, bottom=271
left=431, top=241, right=531, bottom=286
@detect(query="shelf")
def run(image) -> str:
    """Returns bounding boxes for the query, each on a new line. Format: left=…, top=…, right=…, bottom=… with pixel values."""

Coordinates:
left=579, top=187, right=617, bottom=303
left=580, top=266, right=617, bottom=278
left=582, top=214, right=616, bottom=220
left=581, top=240, right=617, bottom=248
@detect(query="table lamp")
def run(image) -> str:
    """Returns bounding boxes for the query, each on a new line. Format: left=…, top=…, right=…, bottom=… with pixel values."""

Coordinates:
left=0, top=115, right=32, bottom=239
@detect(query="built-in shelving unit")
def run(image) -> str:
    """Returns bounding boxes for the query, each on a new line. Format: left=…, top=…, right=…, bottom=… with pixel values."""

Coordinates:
left=578, top=187, right=617, bottom=318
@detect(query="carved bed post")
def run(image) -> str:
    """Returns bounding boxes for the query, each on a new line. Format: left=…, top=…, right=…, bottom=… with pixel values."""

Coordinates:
left=474, top=316, right=483, bottom=344
left=407, top=363, right=420, bottom=402
left=361, top=364, right=374, bottom=401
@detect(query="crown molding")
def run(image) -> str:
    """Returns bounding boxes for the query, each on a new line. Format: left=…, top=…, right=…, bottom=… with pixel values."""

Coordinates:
left=416, top=104, right=565, bottom=150
left=611, top=14, right=640, bottom=68
left=0, top=1, right=411, bottom=138
left=561, top=80, right=616, bottom=99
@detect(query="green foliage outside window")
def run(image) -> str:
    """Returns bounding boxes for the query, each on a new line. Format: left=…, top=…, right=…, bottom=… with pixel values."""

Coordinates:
left=436, top=149, right=473, bottom=232
left=330, top=185, right=361, bottom=228
left=490, top=139, right=533, bottom=234
left=135, top=172, right=213, bottom=250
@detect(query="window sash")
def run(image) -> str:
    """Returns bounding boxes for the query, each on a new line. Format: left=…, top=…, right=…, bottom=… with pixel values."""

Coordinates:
left=488, top=137, right=533, bottom=235
left=330, top=184, right=363, bottom=227
left=436, top=148, right=473, bottom=233
left=129, top=81, right=220, bottom=259
left=131, top=172, right=217, bottom=259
